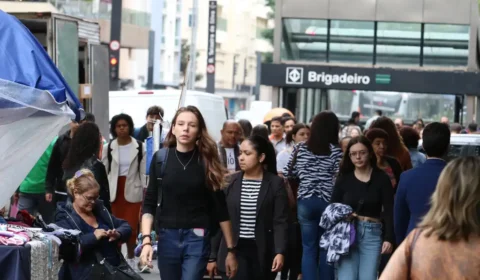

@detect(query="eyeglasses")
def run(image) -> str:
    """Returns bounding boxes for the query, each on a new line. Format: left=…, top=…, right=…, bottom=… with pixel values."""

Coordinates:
left=349, top=150, right=368, bottom=158
left=81, top=194, right=99, bottom=204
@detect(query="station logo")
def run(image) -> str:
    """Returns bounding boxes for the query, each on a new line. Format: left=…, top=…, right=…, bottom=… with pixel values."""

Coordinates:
left=286, top=67, right=304, bottom=85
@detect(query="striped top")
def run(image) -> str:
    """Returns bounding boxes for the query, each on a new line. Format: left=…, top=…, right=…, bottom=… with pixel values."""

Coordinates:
left=283, top=143, right=343, bottom=202
left=239, top=179, right=262, bottom=239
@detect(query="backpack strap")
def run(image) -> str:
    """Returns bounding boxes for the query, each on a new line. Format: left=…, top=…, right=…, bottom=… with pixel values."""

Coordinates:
left=154, top=148, right=169, bottom=210
left=107, top=140, right=113, bottom=174
left=136, top=140, right=143, bottom=174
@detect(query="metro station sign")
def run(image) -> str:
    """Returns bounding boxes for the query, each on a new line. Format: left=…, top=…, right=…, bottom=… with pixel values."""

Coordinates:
left=262, top=63, right=480, bottom=95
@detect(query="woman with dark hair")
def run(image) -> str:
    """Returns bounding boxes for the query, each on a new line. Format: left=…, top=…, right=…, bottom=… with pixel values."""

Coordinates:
left=102, top=113, right=146, bottom=269
left=62, top=122, right=111, bottom=212
left=252, top=124, right=270, bottom=140
left=211, top=135, right=289, bottom=280
left=399, top=127, right=425, bottom=168
left=332, top=136, right=394, bottom=280
left=283, top=111, right=343, bottom=280
left=365, top=128, right=403, bottom=191
left=139, top=106, right=238, bottom=279
left=370, top=117, right=412, bottom=171
left=283, top=117, right=297, bottom=133
left=238, top=119, right=253, bottom=141
left=252, top=124, right=277, bottom=174
left=277, top=123, right=310, bottom=173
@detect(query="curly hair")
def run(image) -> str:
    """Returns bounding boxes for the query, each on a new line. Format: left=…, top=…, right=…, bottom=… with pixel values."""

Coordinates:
left=370, top=116, right=407, bottom=158
left=165, top=106, right=227, bottom=191
left=110, top=113, right=134, bottom=138
left=66, top=169, right=100, bottom=201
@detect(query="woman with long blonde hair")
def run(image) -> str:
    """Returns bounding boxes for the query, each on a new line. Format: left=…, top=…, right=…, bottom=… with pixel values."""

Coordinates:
left=381, top=156, right=480, bottom=279
left=139, top=106, right=238, bottom=279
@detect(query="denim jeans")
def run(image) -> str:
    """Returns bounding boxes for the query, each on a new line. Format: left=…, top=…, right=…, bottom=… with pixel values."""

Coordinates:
left=297, top=196, right=334, bottom=280
left=157, top=228, right=210, bottom=280
left=18, top=192, right=54, bottom=224
left=337, top=221, right=382, bottom=280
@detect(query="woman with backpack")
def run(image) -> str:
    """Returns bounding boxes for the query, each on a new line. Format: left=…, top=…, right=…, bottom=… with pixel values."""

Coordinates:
left=139, top=106, right=238, bottom=279
left=102, top=113, right=147, bottom=270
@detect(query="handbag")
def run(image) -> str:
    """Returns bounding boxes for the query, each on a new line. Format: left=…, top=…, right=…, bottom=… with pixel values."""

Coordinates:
left=90, top=251, right=143, bottom=280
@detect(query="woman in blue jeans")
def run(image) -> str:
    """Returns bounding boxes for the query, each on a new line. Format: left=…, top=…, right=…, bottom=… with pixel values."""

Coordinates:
left=331, top=136, right=394, bottom=280
left=284, top=111, right=343, bottom=280
left=139, top=106, right=238, bottom=280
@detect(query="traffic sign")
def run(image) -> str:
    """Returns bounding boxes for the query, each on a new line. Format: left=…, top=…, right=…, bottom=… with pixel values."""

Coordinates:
left=207, top=64, right=215, bottom=74
left=110, top=40, right=120, bottom=51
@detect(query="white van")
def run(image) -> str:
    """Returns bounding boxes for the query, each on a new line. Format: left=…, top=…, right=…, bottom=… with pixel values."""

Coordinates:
left=109, top=89, right=227, bottom=141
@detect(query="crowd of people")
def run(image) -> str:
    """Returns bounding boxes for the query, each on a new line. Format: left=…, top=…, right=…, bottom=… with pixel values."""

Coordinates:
left=3, top=105, right=480, bottom=280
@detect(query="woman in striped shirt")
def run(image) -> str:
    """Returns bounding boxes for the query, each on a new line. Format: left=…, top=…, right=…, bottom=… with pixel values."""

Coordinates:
left=210, top=135, right=289, bottom=280
left=284, top=111, right=343, bottom=280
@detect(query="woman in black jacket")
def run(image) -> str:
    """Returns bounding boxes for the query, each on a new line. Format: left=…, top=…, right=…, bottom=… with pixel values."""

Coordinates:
left=209, top=135, right=289, bottom=280
left=62, top=122, right=111, bottom=212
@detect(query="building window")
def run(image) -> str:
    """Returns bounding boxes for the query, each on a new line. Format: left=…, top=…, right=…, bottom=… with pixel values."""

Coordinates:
left=281, top=18, right=328, bottom=62
left=422, top=24, right=469, bottom=67
left=329, top=20, right=374, bottom=64
left=376, top=22, right=421, bottom=66
left=218, top=17, right=228, bottom=31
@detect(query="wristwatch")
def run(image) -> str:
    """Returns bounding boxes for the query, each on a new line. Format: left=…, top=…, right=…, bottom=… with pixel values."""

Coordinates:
left=227, top=247, right=237, bottom=254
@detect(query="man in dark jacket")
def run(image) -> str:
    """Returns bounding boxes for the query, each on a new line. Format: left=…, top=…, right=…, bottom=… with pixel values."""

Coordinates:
left=134, top=105, right=166, bottom=143
left=45, top=121, right=79, bottom=205
left=218, top=120, right=242, bottom=173
left=394, top=122, right=450, bottom=244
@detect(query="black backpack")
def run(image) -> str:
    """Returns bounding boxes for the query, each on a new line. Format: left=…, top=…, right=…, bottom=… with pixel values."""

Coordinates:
left=107, top=140, right=143, bottom=174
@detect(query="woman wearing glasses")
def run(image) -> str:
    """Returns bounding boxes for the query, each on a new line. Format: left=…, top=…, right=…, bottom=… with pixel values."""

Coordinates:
left=331, top=136, right=394, bottom=280
left=55, top=169, right=132, bottom=280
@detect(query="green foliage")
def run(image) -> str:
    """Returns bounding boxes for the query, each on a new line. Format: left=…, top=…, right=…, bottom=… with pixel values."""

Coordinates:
left=261, top=0, right=275, bottom=63
left=180, top=40, right=202, bottom=81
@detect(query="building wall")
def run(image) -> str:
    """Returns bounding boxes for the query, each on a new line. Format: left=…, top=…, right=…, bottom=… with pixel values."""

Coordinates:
left=182, top=0, right=274, bottom=90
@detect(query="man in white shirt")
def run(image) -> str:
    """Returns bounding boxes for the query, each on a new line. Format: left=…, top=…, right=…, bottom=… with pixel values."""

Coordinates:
left=218, top=120, right=242, bottom=172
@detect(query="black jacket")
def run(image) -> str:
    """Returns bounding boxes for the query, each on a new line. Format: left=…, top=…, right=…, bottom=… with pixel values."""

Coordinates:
left=55, top=200, right=131, bottom=280
left=62, top=155, right=112, bottom=212
left=212, top=171, right=289, bottom=276
left=46, top=130, right=72, bottom=194
left=217, top=142, right=241, bottom=171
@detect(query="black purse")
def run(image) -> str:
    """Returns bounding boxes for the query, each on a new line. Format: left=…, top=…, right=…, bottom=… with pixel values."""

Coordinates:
left=90, top=251, right=143, bottom=280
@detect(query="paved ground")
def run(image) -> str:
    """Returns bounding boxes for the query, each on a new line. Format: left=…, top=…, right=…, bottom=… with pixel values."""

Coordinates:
left=122, top=245, right=282, bottom=280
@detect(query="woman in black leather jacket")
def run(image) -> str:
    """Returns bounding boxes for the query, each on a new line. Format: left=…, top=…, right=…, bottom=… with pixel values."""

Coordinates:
left=62, top=122, right=111, bottom=212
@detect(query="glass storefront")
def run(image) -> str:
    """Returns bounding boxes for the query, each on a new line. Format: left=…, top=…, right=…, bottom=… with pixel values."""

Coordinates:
left=327, top=90, right=455, bottom=122
left=282, top=18, right=469, bottom=67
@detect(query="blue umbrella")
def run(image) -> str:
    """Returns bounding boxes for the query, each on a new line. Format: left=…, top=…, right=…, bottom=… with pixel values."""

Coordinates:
left=0, top=10, right=83, bottom=121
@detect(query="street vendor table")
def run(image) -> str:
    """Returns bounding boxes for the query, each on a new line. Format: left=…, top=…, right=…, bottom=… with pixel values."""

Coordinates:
left=0, top=239, right=61, bottom=280
left=0, top=245, right=30, bottom=280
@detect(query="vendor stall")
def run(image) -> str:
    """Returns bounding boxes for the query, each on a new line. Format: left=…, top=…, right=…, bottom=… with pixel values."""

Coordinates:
left=0, top=9, right=84, bottom=280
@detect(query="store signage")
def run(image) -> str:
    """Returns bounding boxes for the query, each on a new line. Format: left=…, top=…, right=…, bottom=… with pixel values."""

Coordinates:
left=262, top=63, right=480, bottom=95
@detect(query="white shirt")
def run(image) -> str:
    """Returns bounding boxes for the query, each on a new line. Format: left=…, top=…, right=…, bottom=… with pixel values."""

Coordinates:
left=276, top=147, right=293, bottom=173
left=118, top=142, right=133, bottom=176
left=225, top=148, right=236, bottom=171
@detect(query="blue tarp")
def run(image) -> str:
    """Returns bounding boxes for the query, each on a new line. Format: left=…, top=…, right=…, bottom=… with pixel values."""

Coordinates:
left=0, top=10, right=83, bottom=121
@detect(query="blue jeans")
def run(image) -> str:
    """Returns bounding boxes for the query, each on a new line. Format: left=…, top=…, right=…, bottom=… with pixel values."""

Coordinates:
left=337, top=221, right=382, bottom=280
left=157, top=228, right=210, bottom=280
left=297, top=196, right=334, bottom=280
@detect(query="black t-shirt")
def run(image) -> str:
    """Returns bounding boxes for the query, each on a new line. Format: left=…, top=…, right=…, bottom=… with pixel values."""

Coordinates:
left=331, top=169, right=394, bottom=243
left=146, top=148, right=229, bottom=229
